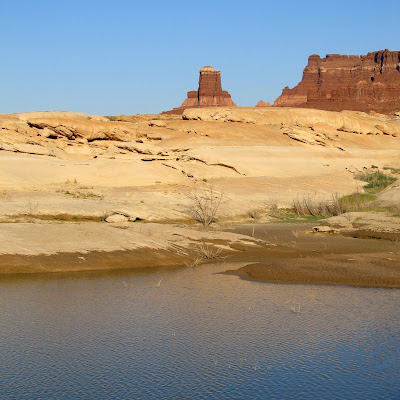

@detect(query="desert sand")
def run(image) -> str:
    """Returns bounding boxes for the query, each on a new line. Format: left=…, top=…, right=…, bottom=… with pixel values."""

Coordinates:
left=1, top=107, right=400, bottom=285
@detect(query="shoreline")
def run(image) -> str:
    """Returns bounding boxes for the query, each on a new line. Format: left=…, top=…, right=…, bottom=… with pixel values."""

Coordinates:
left=224, top=256, right=400, bottom=289
left=224, top=223, right=400, bottom=289
left=1, top=221, right=400, bottom=289
left=0, top=248, right=186, bottom=275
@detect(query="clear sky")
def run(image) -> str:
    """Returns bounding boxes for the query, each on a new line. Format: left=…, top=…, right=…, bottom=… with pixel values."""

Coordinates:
left=1, top=0, right=399, bottom=115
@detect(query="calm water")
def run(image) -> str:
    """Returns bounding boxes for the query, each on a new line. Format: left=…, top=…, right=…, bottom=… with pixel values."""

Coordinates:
left=1, top=262, right=399, bottom=399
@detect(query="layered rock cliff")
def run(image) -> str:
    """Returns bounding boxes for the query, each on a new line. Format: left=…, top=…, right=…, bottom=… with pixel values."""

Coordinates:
left=274, top=50, right=400, bottom=114
left=163, top=66, right=236, bottom=114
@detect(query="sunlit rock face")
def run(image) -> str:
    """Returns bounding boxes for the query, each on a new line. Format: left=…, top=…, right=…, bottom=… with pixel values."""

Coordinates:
left=274, top=50, right=400, bottom=114
left=163, top=66, right=236, bottom=115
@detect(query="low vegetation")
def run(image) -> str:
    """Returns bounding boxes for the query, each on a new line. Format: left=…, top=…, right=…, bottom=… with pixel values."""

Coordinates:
left=57, top=189, right=104, bottom=200
left=266, top=168, right=399, bottom=221
left=23, top=200, right=39, bottom=222
left=339, top=191, right=377, bottom=212
left=354, top=170, right=396, bottom=194
left=292, top=193, right=342, bottom=218
left=266, top=194, right=285, bottom=218
left=185, top=242, right=228, bottom=268
left=56, top=178, right=104, bottom=200
left=383, top=166, right=400, bottom=174
left=186, top=184, right=223, bottom=227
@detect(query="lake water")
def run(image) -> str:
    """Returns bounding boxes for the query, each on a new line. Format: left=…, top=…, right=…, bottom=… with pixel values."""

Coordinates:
left=1, top=262, right=399, bottom=399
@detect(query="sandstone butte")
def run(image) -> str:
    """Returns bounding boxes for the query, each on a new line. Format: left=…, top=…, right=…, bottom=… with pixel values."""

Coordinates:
left=255, top=100, right=271, bottom=107
left=163, top=66, right=236, bottom=114
left=273, top=49, right=400, bottom=114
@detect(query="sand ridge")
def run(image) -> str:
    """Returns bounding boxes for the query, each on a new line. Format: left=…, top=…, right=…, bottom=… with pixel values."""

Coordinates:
left=1, top=107, right=400, bottom=283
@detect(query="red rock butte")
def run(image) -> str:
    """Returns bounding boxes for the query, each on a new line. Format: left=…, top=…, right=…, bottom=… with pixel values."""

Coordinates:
left=274, top=49, right=400, bottom=114
left=163, top=66, right=236, bottom=114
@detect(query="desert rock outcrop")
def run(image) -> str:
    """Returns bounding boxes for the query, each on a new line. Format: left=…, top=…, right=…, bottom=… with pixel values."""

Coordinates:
left=274, top=50, right=400, bottom=114
left=256, top=100, right=271, bottom=107
left=163, top=66, right=236, bottom=114
left=1, top=108, right=400, bottom=223
left=182, top=107, right=400, bottom=137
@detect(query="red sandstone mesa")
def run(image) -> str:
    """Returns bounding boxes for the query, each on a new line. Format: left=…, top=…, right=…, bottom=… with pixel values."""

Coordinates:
left=163, top=66, right=236, bottom=114
left=255, top=100, right=271, bottom=107
left=274, top=49, right=400, bottom=114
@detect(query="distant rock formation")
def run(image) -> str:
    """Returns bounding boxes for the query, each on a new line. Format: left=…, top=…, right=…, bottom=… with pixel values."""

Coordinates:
left=255, top=100, right=271, bottom=107
left=274, top=49, right=400, bottom=114
left=163, top=66, right=236, bottom=114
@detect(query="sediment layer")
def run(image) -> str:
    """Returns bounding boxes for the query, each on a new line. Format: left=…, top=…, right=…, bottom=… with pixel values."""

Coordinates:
left=274, top=50, right=400, bottom=113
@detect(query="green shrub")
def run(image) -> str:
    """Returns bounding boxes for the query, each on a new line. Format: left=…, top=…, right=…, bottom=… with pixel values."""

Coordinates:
left=339, top=192, right=377, bottom=212
left=355, top=171, right=396, bottom=193
left=383, top=166, right=400, bottom=174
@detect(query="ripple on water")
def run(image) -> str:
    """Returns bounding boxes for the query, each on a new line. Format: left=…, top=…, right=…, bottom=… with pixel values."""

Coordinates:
left=0, top=263, right=399, bottom=399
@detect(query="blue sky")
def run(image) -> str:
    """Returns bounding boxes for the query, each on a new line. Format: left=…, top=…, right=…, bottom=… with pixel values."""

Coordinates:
left=1, top=0, right=399, bottom=115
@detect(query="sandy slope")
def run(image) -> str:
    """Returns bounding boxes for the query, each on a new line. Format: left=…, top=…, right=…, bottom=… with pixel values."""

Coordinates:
left=1, top=107, right=400, bottom=222
left=1, top=107, right=400, bottom=279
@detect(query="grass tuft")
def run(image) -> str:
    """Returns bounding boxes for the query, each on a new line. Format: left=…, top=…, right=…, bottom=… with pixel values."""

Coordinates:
left=355, top=170, right=396, bottom=193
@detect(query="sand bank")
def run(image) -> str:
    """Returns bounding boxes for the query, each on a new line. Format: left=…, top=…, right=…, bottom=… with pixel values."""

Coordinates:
left=224, top=223, right=400, bottom=288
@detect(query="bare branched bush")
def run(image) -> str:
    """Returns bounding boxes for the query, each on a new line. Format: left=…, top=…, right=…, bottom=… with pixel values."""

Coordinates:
left=266, top=194, right=284, bottom=218
left=329, top=192, right=343, bottom=215
left=292, top=196, right=305, bottom=216
left=303, top=193, right=318, bottom=216
left=292, top=192, right=343, bottom=217
left=184, top=242, right=228, bottom=268
left=23, top=200, right=39, bottom=222
left=194, top=242, right=224, bottom=259
left=185, top=184, right=223, bottom=227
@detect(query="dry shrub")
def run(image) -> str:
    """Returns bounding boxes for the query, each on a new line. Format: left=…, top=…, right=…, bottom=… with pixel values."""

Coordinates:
left=185, top=183, right=223, bottom=227
left=266, top=194, right=284, bottom=218
left=184, top=242, right=228, bottom=268
left=23, top=200, right=39, bottom=222
left=292, top=193, right=343, bottom=217
left=193, top=242, right=224, bottom=259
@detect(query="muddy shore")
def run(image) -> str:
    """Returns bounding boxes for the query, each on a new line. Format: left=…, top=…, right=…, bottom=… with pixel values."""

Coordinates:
left=1, top=221, right=400, bottom=288
left=224, top=223, right=400, bottom=288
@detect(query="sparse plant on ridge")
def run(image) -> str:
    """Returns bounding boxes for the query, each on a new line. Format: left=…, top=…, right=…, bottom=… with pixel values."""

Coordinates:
left=23, top=200, right=39, bottom=222
left=185, top=183, right=223, bottom=227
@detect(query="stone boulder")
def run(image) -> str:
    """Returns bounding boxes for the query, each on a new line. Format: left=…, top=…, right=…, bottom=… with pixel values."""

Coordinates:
left=315, top=212, right=400, bottom=236
left=105, top=214, right=129, bottom=223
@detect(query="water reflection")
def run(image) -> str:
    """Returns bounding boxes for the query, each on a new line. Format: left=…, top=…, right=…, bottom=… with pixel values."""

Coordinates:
left=1, top=262, right=399, bottom=399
